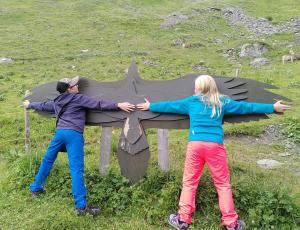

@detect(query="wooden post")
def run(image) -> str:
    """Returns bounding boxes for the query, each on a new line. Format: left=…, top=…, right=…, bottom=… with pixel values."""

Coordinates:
left=99, top=127, right=112, bottom=175
left=235, top=68, right=240, bottom=78
left=24, top=90, right=30, bottom=153
left=157, top=129, right=169, bottom=171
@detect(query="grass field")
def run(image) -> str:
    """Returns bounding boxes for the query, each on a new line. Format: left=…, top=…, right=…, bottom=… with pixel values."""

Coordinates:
left=1, top=1, right=300, bottom=229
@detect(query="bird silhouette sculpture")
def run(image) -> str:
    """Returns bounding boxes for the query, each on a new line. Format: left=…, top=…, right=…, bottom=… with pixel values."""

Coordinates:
left=26, top=61, right=288, bottom=183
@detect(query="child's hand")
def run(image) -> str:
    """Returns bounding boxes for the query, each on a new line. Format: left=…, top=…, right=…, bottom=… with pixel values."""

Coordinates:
left=23, top=100, right=30, bottom=109
left=117, top=102, right=135, bottom=113
left=273, top=100, right=291, bottom=113
left=136, top=98, right=150, bottom=111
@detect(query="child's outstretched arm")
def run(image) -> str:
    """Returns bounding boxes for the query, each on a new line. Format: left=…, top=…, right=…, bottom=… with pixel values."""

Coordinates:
left=23, top=100, right=55, bottom=112
left=79, top=94, right=135, bottom=113
left=137, top=97, right=190, bottom=114
left=224, top=98, right=291, bottom=115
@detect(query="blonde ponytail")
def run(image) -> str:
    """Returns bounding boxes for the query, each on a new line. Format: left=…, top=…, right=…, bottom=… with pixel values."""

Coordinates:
left=194, top=75, right=223, bottom=118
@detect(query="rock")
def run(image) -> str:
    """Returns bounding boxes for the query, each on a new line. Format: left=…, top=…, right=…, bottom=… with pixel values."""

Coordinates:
left=143, top=60, right=156, bottom=66
left=0, top=57, right=13, bottom=64
left=283, top=139, right=300, bottom=154
left=220, top=48, right=239, bottom=63
left=172, top=38, right=185, bottom=46
left=240, top=43, right=268, bottom=58
left=213, top=38, right=224, bottom=44
left=161, top=13, right=188, bottom=28
left=81, top=49, right=89, bottom=53
left=278, top=152, right=293, bottom=157
left=294, top=171, right=300, bottom=176
left=192, top=65, right=209, bottom=72
left=222, top=48, right=236, bottom=58
left=250, top=58, right=269, bottom=68
left=294, top=36, right=300, bottom=45
left=257, top=159, right=282, bottom=169
left=264, top=125, right=281, bottom=139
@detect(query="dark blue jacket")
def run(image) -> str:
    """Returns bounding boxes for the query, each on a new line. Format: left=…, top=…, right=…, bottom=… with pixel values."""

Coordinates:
left=29, top=93, right=118, bottom=132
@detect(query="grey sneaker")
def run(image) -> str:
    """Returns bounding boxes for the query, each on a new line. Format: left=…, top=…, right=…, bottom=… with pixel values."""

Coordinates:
left=225, top=219, right=246, bottom=230
left=77, top=204, right=101, bottom=217
left=31, top=189, right=44, bottom=198
left=168, top=214, right=189, bottom=230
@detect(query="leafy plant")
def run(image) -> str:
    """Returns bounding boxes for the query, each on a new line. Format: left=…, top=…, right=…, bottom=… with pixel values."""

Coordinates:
left=233, top=169, right=300, bottom=230
left=0, top=93, right=6, bottom=101
left=282, top=117, right=300, bottom=143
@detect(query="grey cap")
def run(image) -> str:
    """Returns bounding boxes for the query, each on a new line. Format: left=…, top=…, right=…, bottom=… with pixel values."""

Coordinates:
left=58, top=76, right=79, bottom=87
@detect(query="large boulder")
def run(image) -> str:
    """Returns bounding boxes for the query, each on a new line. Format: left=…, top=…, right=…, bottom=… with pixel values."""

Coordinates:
left=240, top=43, right=268, bottom=58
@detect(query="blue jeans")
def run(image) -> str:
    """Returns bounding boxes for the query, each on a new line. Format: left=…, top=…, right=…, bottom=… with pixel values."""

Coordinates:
left=30, top=129, right=87, bottom=209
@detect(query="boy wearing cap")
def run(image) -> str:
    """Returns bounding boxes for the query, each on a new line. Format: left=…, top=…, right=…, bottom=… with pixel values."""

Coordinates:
left=23, top=76, right=135, bottom=216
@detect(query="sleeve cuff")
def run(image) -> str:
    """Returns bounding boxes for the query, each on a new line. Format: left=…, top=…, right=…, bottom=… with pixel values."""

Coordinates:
left=149, top=103, right=155, bottom=112
left=269, top=104, right=275, bottom=113
left=28, top=102, right=35, bottom=109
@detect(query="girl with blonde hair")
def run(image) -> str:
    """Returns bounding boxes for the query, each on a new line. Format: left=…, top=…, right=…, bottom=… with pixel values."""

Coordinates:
left=137, top=75, right=290, bottom=230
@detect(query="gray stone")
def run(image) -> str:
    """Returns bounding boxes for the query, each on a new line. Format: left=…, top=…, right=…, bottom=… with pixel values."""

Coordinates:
left=250, top=58, right=269, bottom=68
left=257, top=159, right=282, bottom=169
left=222, top=48, right=236, bottom=58
left=278, top=152, right=293, bottom=157
left=143, top=60, right=156, bottom=66
left=264, top=125, right=281, bottom=139
left=161, top=13, right=188, bottom=28
left=172, top=38, right=185, bottom=46
left=294, top=171, right=300, bottom=176
left=283, top=139, right=300, bottom=154
left=294, top=36, right=300, bottom=45
left=0, top=57, right=13, bottom=64
left=213, top=38, right=224, bottom=44
left=192, top=64, right=209, bottom=72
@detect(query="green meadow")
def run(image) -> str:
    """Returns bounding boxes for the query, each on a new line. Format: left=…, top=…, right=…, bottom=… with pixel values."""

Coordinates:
left=0, top=0, right=300, bottom=229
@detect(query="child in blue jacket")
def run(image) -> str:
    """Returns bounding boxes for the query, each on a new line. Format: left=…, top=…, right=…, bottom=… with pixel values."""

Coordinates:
left=23, top=76, right=135, bottom=215
left=137, top=75, right=290, bottom=230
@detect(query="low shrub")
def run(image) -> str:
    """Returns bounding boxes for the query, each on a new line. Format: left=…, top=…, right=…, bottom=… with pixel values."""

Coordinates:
left=282, top=117, right=300, bottom=143
left=3, top=154, right=300, bottom=229
left=233, top=167, right=300, bottom=230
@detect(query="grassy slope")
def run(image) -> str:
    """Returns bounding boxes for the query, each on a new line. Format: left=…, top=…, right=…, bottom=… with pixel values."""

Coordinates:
left=0, top=0, right=300, bottom=229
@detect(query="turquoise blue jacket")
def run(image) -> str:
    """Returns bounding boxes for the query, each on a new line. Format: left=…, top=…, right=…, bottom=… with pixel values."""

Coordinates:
left=149, top=95, right=274, bottom=143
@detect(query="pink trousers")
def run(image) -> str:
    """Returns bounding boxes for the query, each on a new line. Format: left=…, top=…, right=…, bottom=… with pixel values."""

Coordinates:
left=178, top=141, right=238, bottom=227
